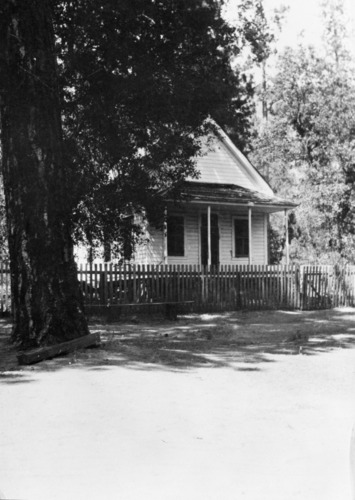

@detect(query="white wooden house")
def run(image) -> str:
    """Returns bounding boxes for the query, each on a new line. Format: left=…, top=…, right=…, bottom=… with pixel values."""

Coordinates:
left=133, top=125, right=296, bottom=267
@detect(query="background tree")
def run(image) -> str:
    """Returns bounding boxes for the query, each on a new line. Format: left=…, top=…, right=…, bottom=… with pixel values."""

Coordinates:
left=250, top=0, right=355, bottom=264
left=237, top=0, right=288, bottom=122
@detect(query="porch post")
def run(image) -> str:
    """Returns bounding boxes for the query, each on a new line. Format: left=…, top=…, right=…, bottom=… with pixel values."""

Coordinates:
left=264, top=214, right=269, bottom=265
left=248, top=203, right=253, bottom=265
left=163, top=206, right=168, bottom=265
left=285, top=209, right=289, bottom=265
left=207, top=205, right=212, bottom=267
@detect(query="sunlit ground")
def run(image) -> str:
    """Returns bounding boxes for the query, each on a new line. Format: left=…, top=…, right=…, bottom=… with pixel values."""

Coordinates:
left=1, top=308, right=355, bottom=500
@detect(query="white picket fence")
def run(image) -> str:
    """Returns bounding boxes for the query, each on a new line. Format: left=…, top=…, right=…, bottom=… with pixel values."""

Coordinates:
left=1, top=262, right=355, bottom=315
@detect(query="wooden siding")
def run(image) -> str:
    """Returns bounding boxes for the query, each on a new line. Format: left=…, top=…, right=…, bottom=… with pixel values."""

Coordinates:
left=192, top=140, right=255, bottom=188
left=218, top=210, right=266, bottom=265
left=134, top=208, right=267, bottom=266
left=134, top=212, right=200, bottom=265
left=187, top=134, right=273, bottom=196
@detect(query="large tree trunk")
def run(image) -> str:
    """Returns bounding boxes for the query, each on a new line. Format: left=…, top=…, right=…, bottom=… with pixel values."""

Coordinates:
left=0, top=0, right=89, bottom=347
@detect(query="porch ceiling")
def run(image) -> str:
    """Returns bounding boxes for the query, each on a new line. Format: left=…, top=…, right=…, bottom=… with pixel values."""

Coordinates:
left=179, top=182, right=298, bottom=214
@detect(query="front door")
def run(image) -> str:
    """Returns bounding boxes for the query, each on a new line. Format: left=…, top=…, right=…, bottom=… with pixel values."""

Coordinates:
left=201, top=213, right=219, bottom=266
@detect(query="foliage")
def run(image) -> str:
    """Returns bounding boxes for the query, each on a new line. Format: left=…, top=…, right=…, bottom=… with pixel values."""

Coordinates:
left=268, top=219, right=285, bottom=264
left=250, top=3, right=355, bottom=264
left=53, top=0, right=264, bottom=258
left=0, top=157, right=8, bottom=258
left=237, top=0, right=275, bottom=64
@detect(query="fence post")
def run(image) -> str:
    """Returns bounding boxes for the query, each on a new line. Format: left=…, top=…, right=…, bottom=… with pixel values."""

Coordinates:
left=302, top=266, right=308, bottom=310
left=74, top=261, right=355, bottom=315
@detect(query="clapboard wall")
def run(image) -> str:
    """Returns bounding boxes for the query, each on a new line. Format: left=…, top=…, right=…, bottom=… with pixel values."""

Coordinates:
left=133, top=208, right=268, bottom=266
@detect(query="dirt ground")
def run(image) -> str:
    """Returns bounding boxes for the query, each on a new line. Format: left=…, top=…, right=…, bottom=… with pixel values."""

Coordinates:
left=1, top=307, right=355, bottom=500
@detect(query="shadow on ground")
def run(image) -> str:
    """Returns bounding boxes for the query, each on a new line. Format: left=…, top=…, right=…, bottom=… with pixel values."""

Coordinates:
left=1, top=308, right=355, bottom=382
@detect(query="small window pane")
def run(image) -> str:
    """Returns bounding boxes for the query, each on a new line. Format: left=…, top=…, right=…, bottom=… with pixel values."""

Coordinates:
left=234, top=219, right=249, bottom=257
left=168, top=215, right=184, bottom=256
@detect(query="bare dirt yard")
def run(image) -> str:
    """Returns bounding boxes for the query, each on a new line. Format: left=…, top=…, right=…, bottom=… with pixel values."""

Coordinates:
left=1, top=307, right=355, bottom=500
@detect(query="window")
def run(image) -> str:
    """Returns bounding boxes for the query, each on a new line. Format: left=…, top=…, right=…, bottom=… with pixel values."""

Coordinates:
left=167, top=215, right=184, bottom=256
left=234, top=218, right=249, bottom=257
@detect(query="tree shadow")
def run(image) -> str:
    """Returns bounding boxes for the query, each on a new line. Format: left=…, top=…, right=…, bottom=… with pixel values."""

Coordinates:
left=1, top=308, right=355, bottom=382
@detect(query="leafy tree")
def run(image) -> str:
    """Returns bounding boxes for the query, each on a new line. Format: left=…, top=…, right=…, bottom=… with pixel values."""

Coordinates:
left=321, top=0, right=352, bottom=68
left=0, top=161, right=8, bottom=258
left=0, top=0, right=266, bottom=346
left=250, top=37, right=355, bottom=264
left=237, top=0, right=288, bottom=123
left=54, top=0, right=260, bottom=258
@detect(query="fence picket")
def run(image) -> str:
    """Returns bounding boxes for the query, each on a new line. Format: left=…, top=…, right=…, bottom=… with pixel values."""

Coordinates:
left=2, top=262, right=355, bottom=316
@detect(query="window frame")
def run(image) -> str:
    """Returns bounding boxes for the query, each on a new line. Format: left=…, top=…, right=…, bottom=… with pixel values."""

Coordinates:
left=232, top=216, right=249, bottom=259
left=167, top=214, right=185, bottom=257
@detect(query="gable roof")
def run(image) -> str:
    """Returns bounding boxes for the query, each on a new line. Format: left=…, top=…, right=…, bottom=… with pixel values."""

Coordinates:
left=188, top=123, right=274, bottom=197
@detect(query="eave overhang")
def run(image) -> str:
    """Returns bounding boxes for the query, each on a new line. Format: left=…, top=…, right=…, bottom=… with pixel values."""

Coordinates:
left=169, top=182, right=298, bottom=214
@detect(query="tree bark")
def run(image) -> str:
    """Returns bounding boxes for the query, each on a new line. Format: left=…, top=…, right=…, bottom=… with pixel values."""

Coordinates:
left=0, top=0, right=89, bottom=347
